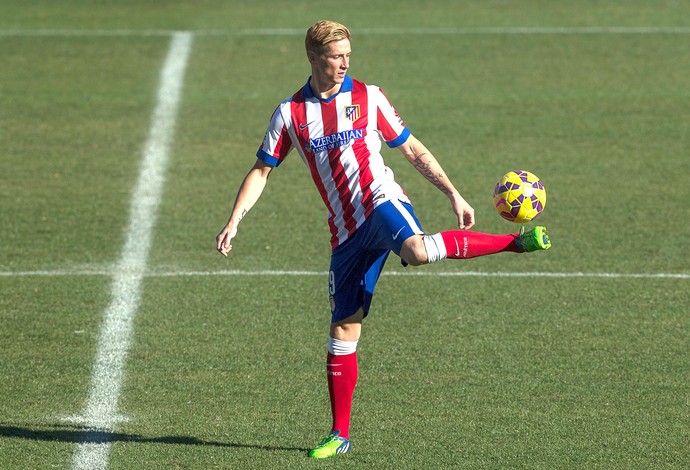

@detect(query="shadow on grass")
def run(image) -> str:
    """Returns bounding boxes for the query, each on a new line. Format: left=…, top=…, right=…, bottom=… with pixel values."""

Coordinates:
left=0, top=423, right=309, bottom=453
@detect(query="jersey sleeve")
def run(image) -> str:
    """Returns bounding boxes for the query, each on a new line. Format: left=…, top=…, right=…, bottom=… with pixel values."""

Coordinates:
left=256, top=104, right=293, bottom=167
left=374, top=87, right=411, bottom=148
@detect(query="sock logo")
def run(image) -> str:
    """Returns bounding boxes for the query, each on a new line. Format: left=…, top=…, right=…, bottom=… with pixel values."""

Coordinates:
left=328, top=363, right=343, bottom=376
left=454, top=237, right=469, bottom=257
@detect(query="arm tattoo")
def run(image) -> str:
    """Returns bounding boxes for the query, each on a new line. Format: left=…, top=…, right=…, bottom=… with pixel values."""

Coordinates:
left=413, top=152, right=450, bottom=195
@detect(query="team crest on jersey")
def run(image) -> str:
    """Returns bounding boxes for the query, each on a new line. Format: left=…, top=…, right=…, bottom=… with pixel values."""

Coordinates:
left=344, top=105, right=360, bottom=122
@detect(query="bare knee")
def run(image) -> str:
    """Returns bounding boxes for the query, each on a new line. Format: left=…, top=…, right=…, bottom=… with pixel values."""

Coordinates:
left=400, top=235, right=428, bottom=266
left=330, top=308, right=364, bottom=341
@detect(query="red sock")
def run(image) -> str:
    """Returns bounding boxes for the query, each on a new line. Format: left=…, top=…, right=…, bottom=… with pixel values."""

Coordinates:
left=441, top=230, right=520, bottom=259
left=327, top=351, right=358, bottom=440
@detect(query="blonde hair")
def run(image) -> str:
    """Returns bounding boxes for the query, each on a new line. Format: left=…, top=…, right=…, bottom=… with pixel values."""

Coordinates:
left=305, top=20, right=351, bottom=53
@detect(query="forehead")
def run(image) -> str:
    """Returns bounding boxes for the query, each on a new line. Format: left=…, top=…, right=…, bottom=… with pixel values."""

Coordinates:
left=322, top=38, right=351, bottom=55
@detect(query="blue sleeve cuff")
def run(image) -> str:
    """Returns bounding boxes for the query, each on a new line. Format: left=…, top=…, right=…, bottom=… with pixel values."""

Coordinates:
left=386, top=127, right=411, bottom=148
left=256, top=148, right=281, bottom=167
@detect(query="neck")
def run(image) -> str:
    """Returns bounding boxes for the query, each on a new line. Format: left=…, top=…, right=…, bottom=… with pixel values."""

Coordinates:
left=309, top=75, right=341, bottom=100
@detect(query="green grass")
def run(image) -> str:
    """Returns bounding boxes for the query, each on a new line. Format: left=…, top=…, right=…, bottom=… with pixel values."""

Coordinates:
left=1, top=1, right=689, bottom=469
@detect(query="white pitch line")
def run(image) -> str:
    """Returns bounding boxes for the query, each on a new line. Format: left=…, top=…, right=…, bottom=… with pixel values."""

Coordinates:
left=155, top=270, right=690, bottom=279
left=71, top=32, right=193, bottom=470
left=0, top=26, right=689, bottom=37
left=1, top=268, right=688, bottom=280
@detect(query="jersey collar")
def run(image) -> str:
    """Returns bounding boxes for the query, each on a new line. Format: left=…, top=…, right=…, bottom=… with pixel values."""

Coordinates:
left=303, top=75, right=353, bottom=102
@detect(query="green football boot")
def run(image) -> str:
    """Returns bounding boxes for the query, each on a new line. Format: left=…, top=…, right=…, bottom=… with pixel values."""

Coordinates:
left=308, top=431, right=351, bottom=459
left=516, top=226, right=551, bottom=252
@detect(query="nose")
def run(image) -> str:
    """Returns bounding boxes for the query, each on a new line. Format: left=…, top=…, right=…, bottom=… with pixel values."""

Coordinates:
left=341, top=56, right=349, bottom=69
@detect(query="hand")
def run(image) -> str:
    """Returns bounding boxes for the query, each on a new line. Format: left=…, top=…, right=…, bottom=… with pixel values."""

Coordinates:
left=450, top=193, right=475, bottom=230
left=216, top=223, right=238, bottom=257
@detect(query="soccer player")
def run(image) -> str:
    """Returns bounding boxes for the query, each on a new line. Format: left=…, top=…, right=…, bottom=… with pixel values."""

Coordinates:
left=216, top=20, right=551, bottom=459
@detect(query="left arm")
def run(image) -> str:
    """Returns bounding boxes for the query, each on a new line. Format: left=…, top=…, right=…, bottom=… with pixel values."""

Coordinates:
left=397, top=134, right=475, bottom=229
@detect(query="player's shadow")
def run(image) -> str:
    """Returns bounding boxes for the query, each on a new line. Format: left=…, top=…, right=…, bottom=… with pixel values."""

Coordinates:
left=0, top=423, right=309, bottom=453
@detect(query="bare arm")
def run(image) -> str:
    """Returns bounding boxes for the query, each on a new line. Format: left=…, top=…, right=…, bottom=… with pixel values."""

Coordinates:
left=216, top=159, right=273, bottom=256
left=397, top=134, right=475, bottom=229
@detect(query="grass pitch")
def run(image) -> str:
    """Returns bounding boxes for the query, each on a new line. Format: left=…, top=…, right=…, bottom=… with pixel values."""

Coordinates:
left=1, top=1, right=689, bottom=469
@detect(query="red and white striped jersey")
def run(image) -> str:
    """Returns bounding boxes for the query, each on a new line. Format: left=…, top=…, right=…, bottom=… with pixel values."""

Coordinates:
left=257, top=75, right=412, bottom=249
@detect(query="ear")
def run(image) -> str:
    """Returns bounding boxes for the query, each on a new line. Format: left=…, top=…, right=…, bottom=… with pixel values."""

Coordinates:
left=307, top=50, right=316, bottom=64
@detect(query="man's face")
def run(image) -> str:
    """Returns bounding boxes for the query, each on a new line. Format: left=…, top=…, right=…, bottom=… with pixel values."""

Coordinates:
left=309, top=39, right=351, bottom=86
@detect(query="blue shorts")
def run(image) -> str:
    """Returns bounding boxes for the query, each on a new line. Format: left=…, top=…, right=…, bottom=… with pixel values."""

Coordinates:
left=328, top=200, right=424, bottom=323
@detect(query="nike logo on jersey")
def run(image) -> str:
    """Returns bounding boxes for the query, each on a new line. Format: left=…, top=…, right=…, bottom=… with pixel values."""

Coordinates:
left=392, top=227, right=405, bottom=240
left=299, top=121, right=314, bottom=131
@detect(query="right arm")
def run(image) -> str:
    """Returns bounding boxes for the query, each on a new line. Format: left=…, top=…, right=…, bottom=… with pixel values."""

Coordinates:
left=216, top=158, right=273, bottom=256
